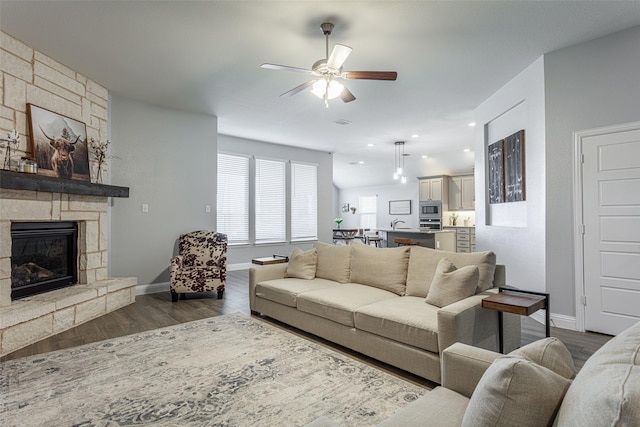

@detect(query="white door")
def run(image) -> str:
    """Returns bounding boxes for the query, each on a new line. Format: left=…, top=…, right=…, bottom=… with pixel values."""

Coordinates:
left=581, top=126, right=640, bottom=335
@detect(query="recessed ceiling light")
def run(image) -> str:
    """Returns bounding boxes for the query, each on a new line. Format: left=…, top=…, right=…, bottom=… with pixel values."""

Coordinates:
left=411, top=134, right=419, bottom=138
left=464, top=149, right=471, bottom=152
left=468, top=122, right=476, bottom=127
left=421, top=155, right=428, bottom=159
left=367, top=143, right=375, bottom=147
left=358, top=161, right=365, bottom=164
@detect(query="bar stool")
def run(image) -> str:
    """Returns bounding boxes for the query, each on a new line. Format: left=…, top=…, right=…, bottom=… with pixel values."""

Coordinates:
left=367, top=236, right=383, bottom=247
left=395, top=238, right=420, bottom=247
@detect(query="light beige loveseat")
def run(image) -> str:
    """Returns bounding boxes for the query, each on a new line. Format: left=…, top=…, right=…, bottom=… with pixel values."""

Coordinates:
left=249, top=242, right=520, bottom=384
left=308, top=320, right=640, bottom=427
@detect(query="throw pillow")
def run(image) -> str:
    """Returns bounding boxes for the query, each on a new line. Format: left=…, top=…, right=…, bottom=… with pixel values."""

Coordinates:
left=509, top=337, right=576, bottom=379
left=314, top=242, right=352, bottom=284
left=349, top=244, right=410, bottom=295
left=425, top=258, right=479, bottom=308
left=461, top=356, right=571, bottom=427
left=285, top=247, right=317, bottom=280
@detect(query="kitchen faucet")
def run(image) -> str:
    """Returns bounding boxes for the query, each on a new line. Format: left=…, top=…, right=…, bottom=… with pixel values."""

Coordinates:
left=391, top=219, right=405, bottom=230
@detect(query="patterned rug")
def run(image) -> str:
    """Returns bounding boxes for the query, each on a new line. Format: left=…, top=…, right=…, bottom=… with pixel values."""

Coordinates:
left=1, top=313, right=426, bottom=426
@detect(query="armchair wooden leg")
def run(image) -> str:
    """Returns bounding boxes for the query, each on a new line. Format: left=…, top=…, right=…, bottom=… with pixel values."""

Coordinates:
left=217, top=290, right=224, bottom=299
left=170, top=290, right=178, bottom=302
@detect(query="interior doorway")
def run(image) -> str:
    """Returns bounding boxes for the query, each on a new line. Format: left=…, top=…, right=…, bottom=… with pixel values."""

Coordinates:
left=575, top=121, right=640, bottom=335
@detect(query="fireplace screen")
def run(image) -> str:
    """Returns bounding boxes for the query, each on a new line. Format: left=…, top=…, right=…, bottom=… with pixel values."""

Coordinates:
left=11, top=222, right=78, bottom=300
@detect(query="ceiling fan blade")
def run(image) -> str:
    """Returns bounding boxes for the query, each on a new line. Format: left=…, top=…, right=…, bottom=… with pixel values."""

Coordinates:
left=340, top=86, right=356, bottom=103
left=280, top=80, right=316, bottom=98
left=343, top=71, right=398, bottom=81
left=327, top=44, right=352, bottom=70
left=261, top=63, right=316, bottom=75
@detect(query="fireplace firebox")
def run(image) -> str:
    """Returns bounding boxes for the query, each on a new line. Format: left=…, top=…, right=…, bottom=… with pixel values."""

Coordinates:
left=11, top=221, right=78, bottom=300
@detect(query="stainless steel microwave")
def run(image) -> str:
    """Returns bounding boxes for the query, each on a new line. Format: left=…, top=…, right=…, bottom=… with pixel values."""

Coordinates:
left=419, top=201, right=442, bottom=218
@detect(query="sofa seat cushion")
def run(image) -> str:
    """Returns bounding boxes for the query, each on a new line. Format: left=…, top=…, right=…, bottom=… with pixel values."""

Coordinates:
left=378, top=387, right=468, bottom=427
left=297, top=283, right=398, bottom=327
left=255, top=278, right=341, bottom=307
left=354, top=296, right=440, bottom=353
left=555, top=321, right=640, bottom=426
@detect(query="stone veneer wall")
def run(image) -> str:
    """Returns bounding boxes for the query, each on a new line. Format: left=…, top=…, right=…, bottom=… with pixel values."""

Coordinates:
left=0, top=31, right=136, bottom=356
left=0, top=30, right=108, bottom=175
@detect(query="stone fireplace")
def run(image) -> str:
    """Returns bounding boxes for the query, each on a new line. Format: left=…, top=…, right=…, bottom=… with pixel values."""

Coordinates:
left=0, top=172, right=136, bottom=356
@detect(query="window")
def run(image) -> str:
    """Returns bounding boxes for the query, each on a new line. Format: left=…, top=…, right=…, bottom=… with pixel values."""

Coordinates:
left=255, top=158, right=286, bottom=243
left=291, top=162, right=317, bottom=241
left=217, top=154, right=249, bottom=243
left=359, top=196, right=377, bottom=229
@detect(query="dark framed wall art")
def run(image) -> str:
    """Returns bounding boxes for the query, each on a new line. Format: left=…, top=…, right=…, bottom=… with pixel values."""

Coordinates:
left=27, top=104, right=91, bottom=182
left=487, top=139, right=505, bottom=204
left=504, top=130, right=526, bottom=202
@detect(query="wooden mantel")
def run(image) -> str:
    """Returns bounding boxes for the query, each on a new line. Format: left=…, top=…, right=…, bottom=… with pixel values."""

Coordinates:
left=0, top=170, right=129, bottom=198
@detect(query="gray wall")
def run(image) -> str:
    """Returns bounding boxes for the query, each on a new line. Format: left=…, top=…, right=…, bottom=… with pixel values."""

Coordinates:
left=544, top=25, right=640, bottom=318
left=218, top=134, right=334, bottom=265
left=474, top=58, right=547, bottom=297
left=109, top=95, right=218, bottom=286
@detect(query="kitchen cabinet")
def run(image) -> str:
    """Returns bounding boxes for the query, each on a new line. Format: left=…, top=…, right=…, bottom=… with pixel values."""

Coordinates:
left=448, top=175, right=475, bottom=211
left=419, top=176, right=448, bottom=204
left=443, top=226, right=476, bottom=253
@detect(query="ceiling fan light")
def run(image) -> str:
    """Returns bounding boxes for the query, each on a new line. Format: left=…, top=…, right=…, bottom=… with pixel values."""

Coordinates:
left=311, top=79, right=344, bottom=100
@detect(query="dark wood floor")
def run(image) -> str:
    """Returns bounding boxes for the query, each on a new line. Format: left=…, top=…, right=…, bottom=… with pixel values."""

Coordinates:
left=2, top=270, right=612, bottom=388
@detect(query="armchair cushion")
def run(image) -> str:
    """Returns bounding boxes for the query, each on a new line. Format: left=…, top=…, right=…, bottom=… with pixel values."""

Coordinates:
left=509, top=337, right=576, bottom=380
left=461, top=356, right=570, bottom=427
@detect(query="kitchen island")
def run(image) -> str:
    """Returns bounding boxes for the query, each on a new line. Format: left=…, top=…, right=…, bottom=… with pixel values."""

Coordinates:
left=380, top=228, right=456, bottom=251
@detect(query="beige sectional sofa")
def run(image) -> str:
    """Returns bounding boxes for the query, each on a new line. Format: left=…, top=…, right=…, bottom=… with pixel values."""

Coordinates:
left=249, top=242, right=520, bottom=384
left=307, top=320, right=640, bottom=427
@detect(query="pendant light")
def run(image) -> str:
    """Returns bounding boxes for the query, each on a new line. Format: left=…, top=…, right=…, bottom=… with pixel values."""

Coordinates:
left=393, top=141, right=407, bottom=183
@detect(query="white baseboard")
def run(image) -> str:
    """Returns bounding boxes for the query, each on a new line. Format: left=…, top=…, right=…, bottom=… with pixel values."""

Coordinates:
left=530, top=310, right=577, bottom=331
left=136, top=282, right=168, bottom=295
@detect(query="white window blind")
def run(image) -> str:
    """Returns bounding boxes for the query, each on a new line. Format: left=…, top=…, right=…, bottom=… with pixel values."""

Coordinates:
left=217, top=153, right=249, bottom=243
left=255, top=158, right=286, bottom=243
left=359, top=196, right=377, bottom=229
left=291, top=162, right=317, bottom=241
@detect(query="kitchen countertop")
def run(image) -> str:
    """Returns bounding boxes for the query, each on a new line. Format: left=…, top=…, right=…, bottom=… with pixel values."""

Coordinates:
left=380, top=228, right=455, bottom=234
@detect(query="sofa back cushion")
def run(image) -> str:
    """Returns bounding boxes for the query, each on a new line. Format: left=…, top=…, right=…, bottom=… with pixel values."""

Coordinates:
left=555, top=321, right=640, bottom=426
left=425, top=258, right=479, bottom=307
left=461, top=356, right=571, bottom=427
left=285, top=247, right=317, bottom=280
left=406, top=247, right=497, bottom=297
left=314, top=242, right=352, bottom=284
left=349, top=244, right=410, bottom=295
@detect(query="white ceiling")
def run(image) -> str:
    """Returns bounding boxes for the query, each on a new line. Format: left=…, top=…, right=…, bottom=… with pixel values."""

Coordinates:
left=2, top=1, right=640, bottom=189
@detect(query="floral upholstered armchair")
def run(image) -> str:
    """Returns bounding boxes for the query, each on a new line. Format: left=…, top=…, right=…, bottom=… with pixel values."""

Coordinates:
left=169, top=231, right=227, bottom=302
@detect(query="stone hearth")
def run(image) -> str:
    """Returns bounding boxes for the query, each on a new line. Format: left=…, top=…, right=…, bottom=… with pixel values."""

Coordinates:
left=0, top=187, right=136, bottom=356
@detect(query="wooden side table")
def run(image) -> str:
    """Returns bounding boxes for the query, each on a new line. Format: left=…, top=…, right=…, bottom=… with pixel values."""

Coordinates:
left=251, top=255, right=289, bottom=265
left=482, top=287, right=550, bottom=353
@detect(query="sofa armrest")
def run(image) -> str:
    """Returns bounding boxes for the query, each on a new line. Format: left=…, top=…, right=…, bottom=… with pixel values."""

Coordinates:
left=249, top=263, right=288, bottom=310
left=437, top=289, right=522, bottom=355
left=441, top=342, right=500, bottom=398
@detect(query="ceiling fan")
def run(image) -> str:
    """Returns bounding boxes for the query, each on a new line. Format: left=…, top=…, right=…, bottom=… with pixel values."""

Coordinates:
left=261, top=22, right=397, bottom=107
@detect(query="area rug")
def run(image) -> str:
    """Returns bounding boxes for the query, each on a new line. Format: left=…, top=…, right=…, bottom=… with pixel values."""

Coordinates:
left=0, top=313, right=426, bottom=426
